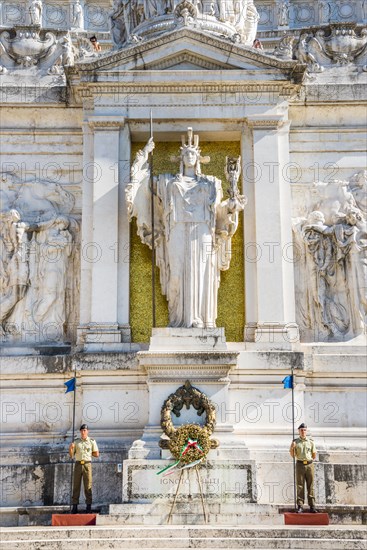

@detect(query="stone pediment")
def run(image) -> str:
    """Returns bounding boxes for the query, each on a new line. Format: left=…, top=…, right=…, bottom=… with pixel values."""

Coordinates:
left=74, top=28, right=305, bottom=83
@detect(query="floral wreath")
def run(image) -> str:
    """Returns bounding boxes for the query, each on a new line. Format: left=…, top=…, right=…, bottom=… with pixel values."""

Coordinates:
left=158, top=381, right=219, bottom=473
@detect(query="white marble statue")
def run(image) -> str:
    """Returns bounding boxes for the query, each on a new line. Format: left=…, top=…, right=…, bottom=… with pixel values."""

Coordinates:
left=61, top=32, right=74, bottom=67
left=277, top=0, right=288, bottom=26
left=28, top=0, right=43, bottom=26
left=72, top=0, right=83, bottom=28
left=109, top=0, right=128, bottom=47
left=292, top=171, right=367, bottom=341
left=126, top=128, right=247, bottom=329
left=240, top=0, right=259, bottom=44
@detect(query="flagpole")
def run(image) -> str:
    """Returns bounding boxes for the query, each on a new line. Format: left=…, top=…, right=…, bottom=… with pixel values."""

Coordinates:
left=69, top=368, right=77, bottom=512
left=150, top=110, right=156, bottom=328
left=291, top=366, right=297, bottom=510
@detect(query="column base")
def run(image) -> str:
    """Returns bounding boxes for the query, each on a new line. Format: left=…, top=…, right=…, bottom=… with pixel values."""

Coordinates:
left=77, top=323, right=133, bottom=352
left=254, top=323, right=299, bottom=349
left=149, top=327, right=227, bottom=351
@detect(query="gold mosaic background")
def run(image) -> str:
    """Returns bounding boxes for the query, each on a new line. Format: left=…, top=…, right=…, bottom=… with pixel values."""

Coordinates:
left=129, top=141, right=245, bottom=342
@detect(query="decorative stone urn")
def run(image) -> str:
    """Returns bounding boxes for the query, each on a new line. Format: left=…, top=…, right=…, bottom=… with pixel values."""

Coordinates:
left=320, top=24, right=367, bottom=64
left=0, top=27, right=56, bottom=68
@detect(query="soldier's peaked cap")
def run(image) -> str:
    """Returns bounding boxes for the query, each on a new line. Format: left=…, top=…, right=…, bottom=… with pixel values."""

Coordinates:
left=298, top=423, right=307, bottom=429
left=80, top=424, right=88, bottom=430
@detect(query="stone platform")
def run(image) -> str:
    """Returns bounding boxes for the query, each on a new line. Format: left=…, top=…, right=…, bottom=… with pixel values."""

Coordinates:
left=52, top=514, right=97, bottom=526
left=1, top=504, right=366, bottom=528
left=284, top=512, right=329, bottom=525
left=1, top=524, right=366, bottom=549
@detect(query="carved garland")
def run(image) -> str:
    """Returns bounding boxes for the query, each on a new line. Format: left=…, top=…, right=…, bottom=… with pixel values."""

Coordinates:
left=160, top=380, right=219, bottom=465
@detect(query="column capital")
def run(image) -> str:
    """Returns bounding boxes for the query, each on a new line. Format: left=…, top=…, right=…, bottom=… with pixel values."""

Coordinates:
left=245, top=115, right=290, bottom=130
left=87, top=116, right=126, bottom=130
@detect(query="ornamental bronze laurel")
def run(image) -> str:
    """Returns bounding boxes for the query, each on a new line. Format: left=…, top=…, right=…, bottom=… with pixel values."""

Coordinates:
left=160, top=380, right=219, bottom=462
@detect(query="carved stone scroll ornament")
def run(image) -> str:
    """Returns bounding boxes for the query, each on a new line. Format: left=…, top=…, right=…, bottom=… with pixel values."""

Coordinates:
left=174, top=0, right=198, bottom=27
left=273, top=35, right=296, bottom=59
left=109, top=0, right=259, bottom=47
left=292, top=171, right=367, bottom=342
left=160, top=381, right=219, bottom=464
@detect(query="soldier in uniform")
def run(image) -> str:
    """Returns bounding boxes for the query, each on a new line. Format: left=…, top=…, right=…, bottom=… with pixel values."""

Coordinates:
left=69, top=424, right=99, bottom=514
left=290, top=423, right=318, bottom=513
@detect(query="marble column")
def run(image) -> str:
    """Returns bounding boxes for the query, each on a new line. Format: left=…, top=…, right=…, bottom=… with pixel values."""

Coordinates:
left=78, top=117, right=132, bottom=351
left=243, top=115, right=299, bottom=347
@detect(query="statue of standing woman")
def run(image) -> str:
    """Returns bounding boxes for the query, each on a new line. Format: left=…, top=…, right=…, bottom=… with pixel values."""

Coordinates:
left=28, top=0, right=43, bottom=26
left=126, top=128, right=247, bottom=329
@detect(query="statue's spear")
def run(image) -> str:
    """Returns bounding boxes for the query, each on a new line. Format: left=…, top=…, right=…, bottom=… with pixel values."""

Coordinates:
left=150, top=110, right=156, bottom=328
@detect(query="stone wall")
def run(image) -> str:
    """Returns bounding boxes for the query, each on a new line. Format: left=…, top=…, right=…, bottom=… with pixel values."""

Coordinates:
left=1, top=349, right=365, bottom=507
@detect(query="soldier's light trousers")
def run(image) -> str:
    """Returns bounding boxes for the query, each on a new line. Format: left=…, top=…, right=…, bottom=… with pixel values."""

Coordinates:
left=72, top=462, right=92, bottom=505
left=296, top=462, right=315, bottom=507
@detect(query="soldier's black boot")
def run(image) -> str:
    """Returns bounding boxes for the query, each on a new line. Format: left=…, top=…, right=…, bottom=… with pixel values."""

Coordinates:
left=71, top=505, right=78, bottom=514
left=86, top=504, right=92, bottom=513
left=297, top=505, right=303, bottom=513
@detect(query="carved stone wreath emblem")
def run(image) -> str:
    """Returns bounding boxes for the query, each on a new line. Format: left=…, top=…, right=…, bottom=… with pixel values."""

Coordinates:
left=160, top=380, right=219, bottom=464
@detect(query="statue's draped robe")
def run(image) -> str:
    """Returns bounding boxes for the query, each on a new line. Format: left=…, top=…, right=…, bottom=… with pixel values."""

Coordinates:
left=129, top=170, right=238, bottom=328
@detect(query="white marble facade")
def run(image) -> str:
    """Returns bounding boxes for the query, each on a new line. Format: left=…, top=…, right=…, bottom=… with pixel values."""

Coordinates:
left=0, top=0, right=366, bottom=516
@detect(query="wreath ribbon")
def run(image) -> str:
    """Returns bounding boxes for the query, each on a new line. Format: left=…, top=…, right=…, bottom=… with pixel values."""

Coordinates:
left=156, top=438, right=204, bottom=476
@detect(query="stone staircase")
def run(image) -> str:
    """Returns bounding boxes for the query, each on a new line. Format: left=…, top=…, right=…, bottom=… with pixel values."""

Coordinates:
left=0, top=524, right=366, bottom=550
left=2, top=503, right=365, bottom=528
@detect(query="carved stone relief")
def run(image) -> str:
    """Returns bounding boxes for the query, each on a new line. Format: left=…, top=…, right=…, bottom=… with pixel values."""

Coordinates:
left=0, top=174, right=79, bottom=344
left=292, top=170, right=367, bottom=341
left=0, top=26, right=97, bottom=75
left=274, top=23, right=367, bottom=73
left=109, top=0, right=259, bottom=47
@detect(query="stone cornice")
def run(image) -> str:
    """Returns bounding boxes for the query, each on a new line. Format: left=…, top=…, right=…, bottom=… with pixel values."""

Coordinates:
left=87, top=116, right=125, bottom=129
left=75, top=83, right=299, bottom=103
left=70, top=27, right=305, bottom=76
left=245, top=115, right=290, bottom=129
left=144, top=52, right=232, bottom=71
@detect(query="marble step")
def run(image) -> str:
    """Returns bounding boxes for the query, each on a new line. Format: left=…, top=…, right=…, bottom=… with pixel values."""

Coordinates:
left=102, top=502, right=282, bottom=526
left=1, top=525, right=366, bottom=550
left=1, top=504, right=366, bottom=528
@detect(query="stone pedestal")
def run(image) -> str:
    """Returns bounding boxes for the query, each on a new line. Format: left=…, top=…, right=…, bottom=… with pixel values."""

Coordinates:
left=149, top=328, right=228, bottom=351
left=122, top=459, right=256, bottom=504
left=136, top=340, right=239, bottom=458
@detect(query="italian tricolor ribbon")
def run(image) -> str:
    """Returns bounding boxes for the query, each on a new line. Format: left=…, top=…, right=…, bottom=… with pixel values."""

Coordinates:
left=180, top=438, right=204, bottom=457
left=156, top=438, right=204, bottom=476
